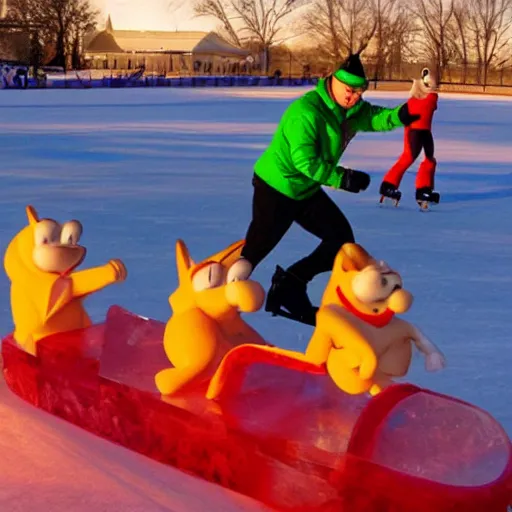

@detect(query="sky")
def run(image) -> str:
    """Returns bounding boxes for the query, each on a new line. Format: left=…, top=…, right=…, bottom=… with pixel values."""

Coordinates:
left=90, top=0, right=307, bottom=42
left=89, top=0, right=216, bottom=32
left=0, top=84, right=510, bottom=509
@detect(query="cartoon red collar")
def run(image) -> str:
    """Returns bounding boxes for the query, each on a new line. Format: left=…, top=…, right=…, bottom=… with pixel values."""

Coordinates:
left=336, top=286, right=394, bottom=328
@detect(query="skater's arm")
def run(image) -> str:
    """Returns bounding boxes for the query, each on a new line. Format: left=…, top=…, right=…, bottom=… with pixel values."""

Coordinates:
left=356, top=101, right=404, bottom=132
left=284, top=115, right=343, bottom=188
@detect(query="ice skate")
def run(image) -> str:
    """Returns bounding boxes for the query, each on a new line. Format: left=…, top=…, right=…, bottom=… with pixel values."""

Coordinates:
left=265, top=266, right=318, bottom=326
left=379, top=181, right=402, bottom=207
left=416, top=187, right=440, bottom=211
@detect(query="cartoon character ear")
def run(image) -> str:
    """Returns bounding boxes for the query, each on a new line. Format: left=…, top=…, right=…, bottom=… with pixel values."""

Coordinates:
left=175, top=239, right=194, bottom=282
left=212, top=239, right=245, bottom=268
left=26, top=205, right=40, bottom=225
left=341, top=243, right=373, bottom=271
left=26, top=205, right=39, bottom=225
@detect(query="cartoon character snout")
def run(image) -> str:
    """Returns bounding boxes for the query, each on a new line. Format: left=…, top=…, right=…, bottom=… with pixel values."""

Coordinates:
left=387, top=288, right=413, bottom=314
left=225, top=280, right=265, bottom=312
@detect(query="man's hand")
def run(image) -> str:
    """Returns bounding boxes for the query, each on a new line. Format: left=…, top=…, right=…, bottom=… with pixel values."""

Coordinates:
left=339, top=168, right=371, bottom=193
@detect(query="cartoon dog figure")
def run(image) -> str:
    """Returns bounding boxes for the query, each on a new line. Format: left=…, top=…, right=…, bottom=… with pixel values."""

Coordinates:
left=155, top=239, right=266, bottom=396
left=4, top=205, right=127, bottom=356
left=306, top=243, right=446, bottom=395
left=207, top=243, right=445, bottom=400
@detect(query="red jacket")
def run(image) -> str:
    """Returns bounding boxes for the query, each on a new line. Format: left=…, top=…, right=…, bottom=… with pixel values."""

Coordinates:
left=407, top=92, right=438, bottom=130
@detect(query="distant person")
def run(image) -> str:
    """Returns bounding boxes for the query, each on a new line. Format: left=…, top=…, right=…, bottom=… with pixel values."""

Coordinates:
left=379, top=68, right=440, bottom=208
left=228, top=53, right=420, bottom=326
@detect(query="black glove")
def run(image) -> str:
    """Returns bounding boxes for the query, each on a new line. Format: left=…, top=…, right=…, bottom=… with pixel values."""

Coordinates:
left=398, top=103, right=421, bottom=126
left=339, top=168, right=371, bottom=193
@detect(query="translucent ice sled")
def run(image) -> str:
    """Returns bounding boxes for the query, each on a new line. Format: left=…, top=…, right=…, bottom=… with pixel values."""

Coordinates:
left=2, top=305, right=511, bottom=512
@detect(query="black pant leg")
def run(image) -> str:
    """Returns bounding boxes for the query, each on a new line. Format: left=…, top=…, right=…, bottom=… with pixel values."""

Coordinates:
left=407, top=130, right=424, bottom=160
left=420, top=130, right=435, bottom=159
left=287, top=188, right=355, bottom=282
left=241, top=174, right=296, bottom=269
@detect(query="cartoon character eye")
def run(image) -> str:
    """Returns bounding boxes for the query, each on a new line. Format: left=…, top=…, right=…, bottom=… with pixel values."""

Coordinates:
left=191, top=262, right=225, bottom=292
left=226, top=258, right=253, bottom=283
left=60, top=220, right=83, bottom=245
left=34, top=220, right=60, bottom=246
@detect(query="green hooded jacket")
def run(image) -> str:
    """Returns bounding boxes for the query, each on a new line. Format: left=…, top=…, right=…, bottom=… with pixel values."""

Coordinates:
left=254, top=77, right=404, bottom=200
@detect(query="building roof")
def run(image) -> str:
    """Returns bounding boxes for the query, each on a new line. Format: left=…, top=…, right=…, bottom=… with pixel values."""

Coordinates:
left=114, top=30, right=248, bottom=56
left=85, top=17, right=249, bottom=58
left=86, top=30, right=124, bottom=54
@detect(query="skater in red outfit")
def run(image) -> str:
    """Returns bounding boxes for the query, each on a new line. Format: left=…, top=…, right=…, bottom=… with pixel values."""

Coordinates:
left=380, top=68, right=440, bottom=208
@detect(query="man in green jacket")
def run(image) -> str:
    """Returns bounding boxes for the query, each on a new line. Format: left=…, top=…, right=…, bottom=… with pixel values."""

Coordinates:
left=228, top=53, right=420, bottom=326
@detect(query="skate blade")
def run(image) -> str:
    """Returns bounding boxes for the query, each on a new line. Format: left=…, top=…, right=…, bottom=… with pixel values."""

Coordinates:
left=417, top=200, right=430, bottom=211
left=379, top=195, right=400, bottom=207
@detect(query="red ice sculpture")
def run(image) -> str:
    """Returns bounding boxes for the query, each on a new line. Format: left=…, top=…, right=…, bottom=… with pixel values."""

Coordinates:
left=2, top=305, right=511, bottom=512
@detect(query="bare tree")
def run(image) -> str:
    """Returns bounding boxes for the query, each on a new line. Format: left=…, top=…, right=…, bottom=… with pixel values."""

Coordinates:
left=194, top=0, right=301, bottom=72
left=194, top=0, right=241, bottom=46
left=467, top=0, right=512, bottom=85
left=450, top=1, right=471, bottom=82
left=301, top=0, right=343, bottom=64
left=381, top=8, right=420, bottom=80
left=338, top=0, right=378, bottom=54
left=68, top=0, right=97, bottom=68
left=6, top=0, right=30, bottom=24
left=8, top=0, right=98, bottom=68
left=494, top=52, right=512, bottom=84
left=408, top=0, right=454, bottom=82
left=371, top=0, right=418, bottom=80
left=6, top=0, right=47, bottom=68
left=302, top=0, right=378, bottom=68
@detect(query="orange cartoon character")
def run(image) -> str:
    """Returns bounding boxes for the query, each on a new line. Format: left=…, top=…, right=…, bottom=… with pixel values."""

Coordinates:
left=4, top=205, right=127, bottom=355
left=155, top=239, right=266, bottom=396
left=207, top=242, right=445, bottom=401
left=306, top=243, right=446, bottom=395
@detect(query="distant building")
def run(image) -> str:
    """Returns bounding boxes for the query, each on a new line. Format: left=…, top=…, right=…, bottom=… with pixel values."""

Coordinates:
left=84, top=16, right=251, bottom=75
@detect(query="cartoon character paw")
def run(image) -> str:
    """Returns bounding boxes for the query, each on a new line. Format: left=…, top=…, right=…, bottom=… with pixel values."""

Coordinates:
left=425, top=351, right=446, bottom=372
left=109, top=258, right=127, bottom=282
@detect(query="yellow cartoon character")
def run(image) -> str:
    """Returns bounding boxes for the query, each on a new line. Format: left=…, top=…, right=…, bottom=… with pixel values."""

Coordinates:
left=155, top=239, right=266, bottom=396
left=207, top=243, right=445, bottom=401
left=4, top=205, right=127, bottom=355
left=306, top=243, right=446, bottom=395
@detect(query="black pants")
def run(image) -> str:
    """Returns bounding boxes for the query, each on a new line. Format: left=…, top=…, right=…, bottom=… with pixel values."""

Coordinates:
left=408, top=129, right=435, bottom=160
left=241, top=174, right=355, bottom=283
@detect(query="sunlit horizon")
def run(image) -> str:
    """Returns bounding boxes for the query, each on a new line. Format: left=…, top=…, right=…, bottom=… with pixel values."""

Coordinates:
left=91, top=0, right=219, bottom=32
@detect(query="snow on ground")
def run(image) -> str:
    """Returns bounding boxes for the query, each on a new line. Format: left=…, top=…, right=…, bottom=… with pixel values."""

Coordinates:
left=0, top=377, right=271, bottom=512
left=0, top=85, right=510, bottom=509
